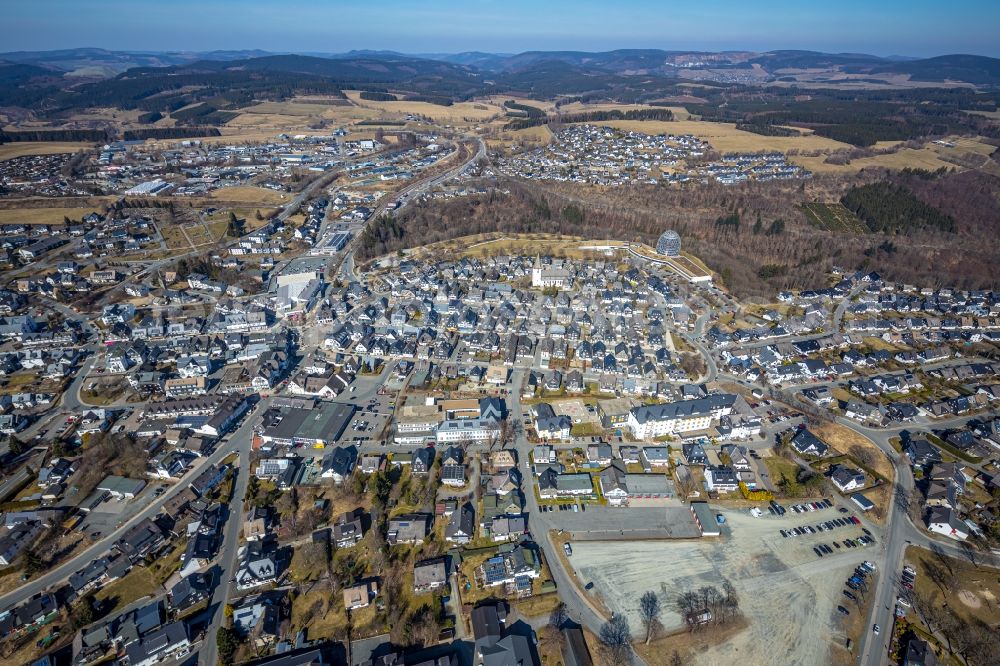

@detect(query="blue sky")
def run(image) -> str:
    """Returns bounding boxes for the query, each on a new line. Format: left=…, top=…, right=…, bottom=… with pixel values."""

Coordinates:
left=5, top=0, right=999, bottom=57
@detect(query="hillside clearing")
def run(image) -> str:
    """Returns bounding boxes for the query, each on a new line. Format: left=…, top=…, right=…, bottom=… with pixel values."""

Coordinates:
left=801, top=202, right=870, bottom=233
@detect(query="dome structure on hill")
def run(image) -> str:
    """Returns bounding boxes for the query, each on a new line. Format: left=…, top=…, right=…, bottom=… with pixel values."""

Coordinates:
left=656, top=230, right=681, bottom=257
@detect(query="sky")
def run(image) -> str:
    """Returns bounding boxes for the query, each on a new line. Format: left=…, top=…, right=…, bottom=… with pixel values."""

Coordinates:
left=4, top=0, right=999, bottom=58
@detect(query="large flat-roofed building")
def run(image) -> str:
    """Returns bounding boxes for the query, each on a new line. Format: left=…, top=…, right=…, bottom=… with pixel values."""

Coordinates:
left=626, top=394, right=737, bottom=439
left=256, top=401, right=355, bottom=448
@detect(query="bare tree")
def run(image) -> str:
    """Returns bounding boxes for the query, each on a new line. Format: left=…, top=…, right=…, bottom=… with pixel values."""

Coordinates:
left=639, top=591, right=663, bottom=644
left=549, top=602, right=569, bottom=631
left=923, top=559, right=952, bottom=593
left=849, top=444, right=876, bottom=469
left=721, top=579, right=741, bottom=622
left=930, top=543, right=954, bottom=576
left=674, top=590, right=700, bottom=618
left=598, top=614, right=633, bottom=666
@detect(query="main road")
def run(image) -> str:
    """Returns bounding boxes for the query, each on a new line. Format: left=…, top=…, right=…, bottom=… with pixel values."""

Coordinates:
left=197, top=398, right=266, bottom=666
left=0, top=398, right=263, bottom=611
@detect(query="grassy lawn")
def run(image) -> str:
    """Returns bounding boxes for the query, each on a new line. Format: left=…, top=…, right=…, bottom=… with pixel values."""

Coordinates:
left=513, top=591, right=562, bottom=618
left=763, top=456, right=804, bottom=486
left=94, top=567, right=161, bottom=613
left=288, top=542, right=330, bottom=583
left=570, top=422, right=602, bottom=437
left=290, top=584, right=348, bottom=640
left=810, top=421, right=894, bottom=480
left=149, top=541, right=185, bottom=585
left=905, top=545, right=1000, bottom=628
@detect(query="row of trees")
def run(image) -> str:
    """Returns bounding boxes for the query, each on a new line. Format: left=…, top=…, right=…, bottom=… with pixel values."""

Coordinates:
left=591, top=582, right=741, bottom=665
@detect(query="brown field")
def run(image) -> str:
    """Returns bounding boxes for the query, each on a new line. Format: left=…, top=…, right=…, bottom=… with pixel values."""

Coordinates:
left=238, top=101, right=353, bottom=117
left=555, top=101, right=660, bottom=114
left=488, top=124, right=554, bottom=150
left=508, top=125, right=553, bottom=143
left=481, top=96, right=557, bottom=113
left=344, top=91, right=505, bottom=122
left=0, top=142, right=93, bottom=161
left=0, top=206, right=97, bottom=225
left=634, top=616, right=751, bottom=666
left=546, top=102, right=691, bottom=121
left=208, top=185, right=290, bottom=205
left=401, top=232, right=626, bottom=263
left=810, top=421, right=894, bottom=481
left=904, top=544, right=1000, bottom=649
left=964, top=109, right=1000, bottom=120
left=793, top=148, right=956, bottom=174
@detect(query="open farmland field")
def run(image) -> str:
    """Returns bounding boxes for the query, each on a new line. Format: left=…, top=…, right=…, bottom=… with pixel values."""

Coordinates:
left=0, top=206, right=97, bottom=225
left=792, top=148, right=958, bottom=174
left=488, top=124, right=554, bottom=150
left=344, top=91, right=505, bottom=122
left=541, top=101, right=692, bottom=120
left=802, top=202, right=870, bottom=233
left=507, top=124, right=553, bottom=143
left=481, top=96, right=557, bottom=113
left=208, top=185, right=290, bottom=205
left=555, top=101, right=661, bottom=114
left=0, top=142, right=93, bottom=161
left=964, top=109, right=1000, bottom=120
left=237, top=100, right=351, bottom=117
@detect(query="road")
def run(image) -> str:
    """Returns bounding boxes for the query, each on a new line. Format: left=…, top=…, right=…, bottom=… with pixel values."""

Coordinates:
left=504, top=369, right=640, bottom=657
left=198, top=400, right=265, bottom=666
left=846, top=416, right=999, bottom=666
left=333, top=135, right=485, bottom=286
left=0, top=400, right=260, bottom=611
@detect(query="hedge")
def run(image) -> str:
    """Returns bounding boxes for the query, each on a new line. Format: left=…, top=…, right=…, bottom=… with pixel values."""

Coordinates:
left=739, top=482, right=774, bottom=501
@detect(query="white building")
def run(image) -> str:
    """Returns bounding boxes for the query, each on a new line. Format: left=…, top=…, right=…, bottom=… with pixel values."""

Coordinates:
left=626, top=394, right=736, bottom=439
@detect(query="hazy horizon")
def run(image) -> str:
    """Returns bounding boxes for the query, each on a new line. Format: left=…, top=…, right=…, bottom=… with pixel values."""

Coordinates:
left=1, top=46, right=996, bottom=61
left=5, top=0, right=1000, bottom=59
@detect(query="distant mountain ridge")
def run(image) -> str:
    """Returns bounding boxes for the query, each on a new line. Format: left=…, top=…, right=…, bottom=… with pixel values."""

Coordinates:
left=2, top=48, right=1000, bottom=116
left=4, top=47, right=999, bottom=85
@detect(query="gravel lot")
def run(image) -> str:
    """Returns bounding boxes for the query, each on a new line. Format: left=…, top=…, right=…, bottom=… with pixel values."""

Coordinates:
left=568, top=508, right=879, bottom=665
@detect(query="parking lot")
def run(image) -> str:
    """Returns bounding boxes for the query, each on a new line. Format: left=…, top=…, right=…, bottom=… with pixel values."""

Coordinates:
left=337, top=393, right=394, bottom=445
left=567, top=508, right=878, bottom=665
